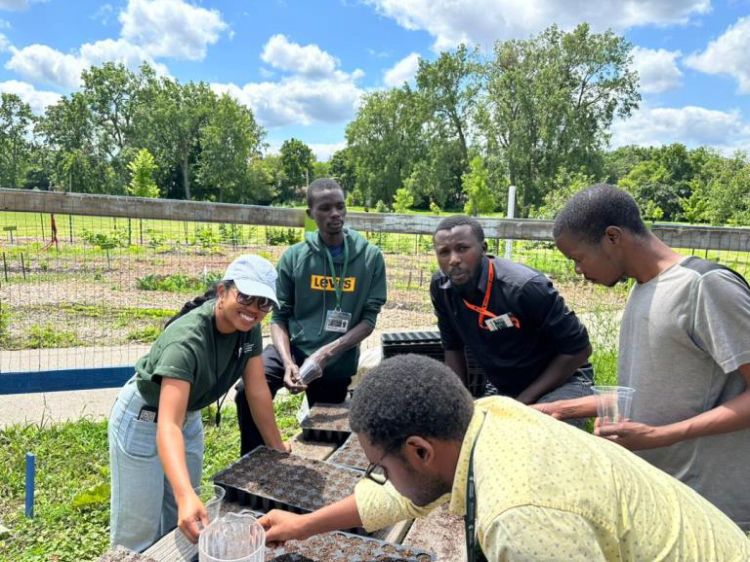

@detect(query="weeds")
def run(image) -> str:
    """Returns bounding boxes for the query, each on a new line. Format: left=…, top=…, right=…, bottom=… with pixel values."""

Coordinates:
left=0, top=399, right=301, bottom=562
left=27, top=323, right=80, bottom=349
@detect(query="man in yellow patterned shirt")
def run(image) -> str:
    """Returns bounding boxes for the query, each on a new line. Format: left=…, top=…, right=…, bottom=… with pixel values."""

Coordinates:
left=260, top=355, right=749, bottom=561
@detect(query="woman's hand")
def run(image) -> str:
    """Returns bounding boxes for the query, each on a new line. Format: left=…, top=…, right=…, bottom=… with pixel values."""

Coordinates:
left=177, top=491, right=209, bottom=543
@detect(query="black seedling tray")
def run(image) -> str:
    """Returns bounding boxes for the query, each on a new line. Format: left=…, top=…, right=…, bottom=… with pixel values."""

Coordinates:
left=213, top=447, right=362, bottom=516
left=299, top=403, right=351, bottom=444
left=328, top=434, right=370, bottom=472
left=381, top=331, right=488, bottom=397
left=265, top=530, right=433, bottom=561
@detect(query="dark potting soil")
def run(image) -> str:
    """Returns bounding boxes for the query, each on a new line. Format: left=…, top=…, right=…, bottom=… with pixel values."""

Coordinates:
left=328, top=434, right=383, bottom=480
left=265, top=531, right=433, bottom=561
left=213, top=447, right=362, bottom=512
left=299, top=403, right=350, bottom=432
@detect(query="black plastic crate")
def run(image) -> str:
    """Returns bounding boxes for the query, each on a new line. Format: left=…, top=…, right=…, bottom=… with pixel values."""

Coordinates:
left=381, top=331, right=488, bottom=397
left=213, top=447, right=362, bottom=517
left=265, top=530, right=433, bottom=561
left=299, top=403, right=351, bottom=444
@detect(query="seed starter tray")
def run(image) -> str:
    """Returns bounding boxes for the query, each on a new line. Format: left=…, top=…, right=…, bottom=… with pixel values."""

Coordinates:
left=265, top=530, right=433, bottom=561
left=213, top=447, right=362, bottom=515
left=328, top=434, right=370, bottom=472
left=299, top=403, right=351, bottom=444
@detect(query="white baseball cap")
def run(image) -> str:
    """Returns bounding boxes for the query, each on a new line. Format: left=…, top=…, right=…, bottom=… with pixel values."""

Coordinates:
left=222, top=254, right=279, bottom=307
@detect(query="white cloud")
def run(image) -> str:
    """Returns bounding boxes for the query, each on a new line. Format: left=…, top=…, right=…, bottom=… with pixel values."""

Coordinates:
left=0, top=0, right=28, bottom=10
left=6, top=44, right=84, bottom=88
left=309, top=142, right=346, bottom=162
left=0, top=79, right=61, bottom=113
left=365, top=0, right=711, bottom=50
left=684, top=16, right=750, bottom=94
left=0, top=32, right=9, bottom=52
left=611, top=104, right=750, bottom=153
left=632, top=46, right=682, bottom=94
left=212, top=34, right=365, bottom=129
left=6, top=38, right=170, bottom=89
left=213, top=74, right=363, bottom=128
left=383, top=52, right=420, bottom=87
left=261, top=34, right=338, bottom=78
left=119, top=0, right=227, bottom=60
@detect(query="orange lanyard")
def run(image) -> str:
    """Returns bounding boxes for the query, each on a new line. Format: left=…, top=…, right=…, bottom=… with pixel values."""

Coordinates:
left=462, top=260, right=496, bottom=330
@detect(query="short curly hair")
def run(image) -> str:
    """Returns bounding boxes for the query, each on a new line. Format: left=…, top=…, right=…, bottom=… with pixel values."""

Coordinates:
left=306, top=178, right=344, bottom=208
left=350, top=354, right=474, bottom=453
left=434, top=215, right=485, bottom=244
left=553, top=184, right=648, bottom=244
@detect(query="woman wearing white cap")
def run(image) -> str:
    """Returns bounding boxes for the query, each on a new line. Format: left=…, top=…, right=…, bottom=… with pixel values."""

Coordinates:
left=108, top=254, right=289, bottom=552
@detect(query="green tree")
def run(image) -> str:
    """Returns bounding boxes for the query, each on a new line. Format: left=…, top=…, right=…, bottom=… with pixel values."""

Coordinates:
left=479, top=24, right=640, bottom=214
left=392, top=186, right=415, bottom=213
left=246, top=155, right=284, bottom=204
left=415, top=44, right=482, bottom=203
left=0, top=93, right=35, bottom=189
left=346, top=87, right=424, bottom=206
left=195, top=94, right=265, bottom=202
left=279, top=138, right=314, bottom=202
left=127, top=148, right=159, bottom=198
left=329, top=148, right=356, bottom=194
left=462, top=155, right=495, bottom=215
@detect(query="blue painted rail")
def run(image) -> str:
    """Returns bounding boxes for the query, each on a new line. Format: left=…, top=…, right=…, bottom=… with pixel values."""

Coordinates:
left=0, top=366, right=133, bottom=395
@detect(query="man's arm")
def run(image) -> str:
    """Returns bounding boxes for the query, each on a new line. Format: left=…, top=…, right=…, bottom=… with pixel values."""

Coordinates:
left=597, top=365, right=750, bottom=450
left=532, top=395, right=598, bottom=419
left=311, top=320, right=374, bottom=368
left=516, top=344, right=591, bottom=405
left=444, top=349, right=468, bottom=386
left=270, top=322, right=305, bottom=392
left=260, top=495, right=362, bottom=544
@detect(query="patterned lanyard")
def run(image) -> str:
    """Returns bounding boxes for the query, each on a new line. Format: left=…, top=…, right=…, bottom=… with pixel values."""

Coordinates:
left=322, top=235, right=349, bottom=310
left=465, top=412, right=488, bottom=562
left=462, top=260, right=497, bottom=330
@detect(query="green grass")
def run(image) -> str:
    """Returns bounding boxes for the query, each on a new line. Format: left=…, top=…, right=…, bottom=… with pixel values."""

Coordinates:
left=0, top=396, right=302, bottom=562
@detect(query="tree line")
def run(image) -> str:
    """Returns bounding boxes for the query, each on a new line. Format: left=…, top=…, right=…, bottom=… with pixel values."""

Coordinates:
left=1, top=23, right=748, bottom=224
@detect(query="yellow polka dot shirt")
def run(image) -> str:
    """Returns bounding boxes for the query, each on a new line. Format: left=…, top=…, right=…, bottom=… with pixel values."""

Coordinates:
left=355, top=397, right=750, bottom=561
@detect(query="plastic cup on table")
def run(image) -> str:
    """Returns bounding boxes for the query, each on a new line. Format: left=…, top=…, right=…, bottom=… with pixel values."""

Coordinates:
left=592, top=386, right=635, bottom=425
left=194, top=484, right=226, bottom=524
left=199, top=511, right=266, bottom=562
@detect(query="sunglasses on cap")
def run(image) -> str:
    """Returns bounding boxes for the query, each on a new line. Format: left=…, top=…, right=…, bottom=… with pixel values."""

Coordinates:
left=234, top=290, right=274, bottom=312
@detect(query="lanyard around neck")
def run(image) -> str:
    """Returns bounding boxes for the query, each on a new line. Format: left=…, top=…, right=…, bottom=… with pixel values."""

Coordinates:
left=462, top=259, right=497, bottom=330
left=322, top=235, right=349, bottom=310
left=465, top=411, right=488, bottom=562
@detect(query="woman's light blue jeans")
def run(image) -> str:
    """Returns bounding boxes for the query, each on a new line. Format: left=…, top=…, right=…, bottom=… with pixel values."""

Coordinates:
left=108, top=378, right=203, bottom=552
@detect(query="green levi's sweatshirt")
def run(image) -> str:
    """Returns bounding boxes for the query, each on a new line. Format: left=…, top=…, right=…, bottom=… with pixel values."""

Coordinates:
left=272, top=228, right=387, bottom=379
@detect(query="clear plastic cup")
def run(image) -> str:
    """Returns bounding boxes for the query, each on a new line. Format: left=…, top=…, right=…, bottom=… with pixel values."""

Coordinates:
left=194, top=484, right=225, bottom=524
left=198, top=511, right=266, bottom=562
left=592, top=386, right=635, bottom=425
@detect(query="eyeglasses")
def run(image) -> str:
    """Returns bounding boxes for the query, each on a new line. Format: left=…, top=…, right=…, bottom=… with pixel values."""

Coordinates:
left=364, top=451, right=389, bottom=485
left=234, top=290, right=274, bottom=312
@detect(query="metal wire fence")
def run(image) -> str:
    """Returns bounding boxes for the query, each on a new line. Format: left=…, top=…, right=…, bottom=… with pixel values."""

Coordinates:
left=0, top=189, right=748, bottom=384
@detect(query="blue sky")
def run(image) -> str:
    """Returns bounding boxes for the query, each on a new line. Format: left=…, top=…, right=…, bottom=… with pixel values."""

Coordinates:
left=1, top=0, right=749, bottom=160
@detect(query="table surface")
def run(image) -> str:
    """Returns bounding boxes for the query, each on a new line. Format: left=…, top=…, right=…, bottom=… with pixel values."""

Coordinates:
left=142, top=432, right=465, bottom=562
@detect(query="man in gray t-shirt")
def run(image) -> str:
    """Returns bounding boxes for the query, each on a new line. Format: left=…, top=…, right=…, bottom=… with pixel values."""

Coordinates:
left=538, top=184, right=750, bottom=531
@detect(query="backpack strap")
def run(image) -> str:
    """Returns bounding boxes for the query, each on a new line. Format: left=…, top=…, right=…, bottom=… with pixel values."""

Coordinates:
left=681, top=256, right=750, bottom=290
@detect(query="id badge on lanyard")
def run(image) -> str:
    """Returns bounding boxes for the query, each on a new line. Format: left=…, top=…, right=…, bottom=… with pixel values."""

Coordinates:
left=323, top=237, right=352, bottom=333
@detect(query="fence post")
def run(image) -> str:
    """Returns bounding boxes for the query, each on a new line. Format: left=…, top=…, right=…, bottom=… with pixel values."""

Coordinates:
left=25, top=452, right=35, bottom=518
left=504, top=185, right=517, bottom=260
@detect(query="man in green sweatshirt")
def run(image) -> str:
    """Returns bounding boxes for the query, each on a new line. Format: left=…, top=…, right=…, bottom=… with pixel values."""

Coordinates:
left=235, top=178, right=388, bottom=455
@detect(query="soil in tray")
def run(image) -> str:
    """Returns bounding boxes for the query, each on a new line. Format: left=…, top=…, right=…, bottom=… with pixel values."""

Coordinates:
left=329, top=434, right=370, bottom=472
left=213, top=447, right=362, bottom=512
left=299, top=403, right=350, bottom=432
left=265, top=531, right=432, bottom=561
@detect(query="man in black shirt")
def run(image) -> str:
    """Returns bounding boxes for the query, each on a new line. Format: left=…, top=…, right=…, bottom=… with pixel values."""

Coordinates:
left=431, top=216, right=593, bottom=424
